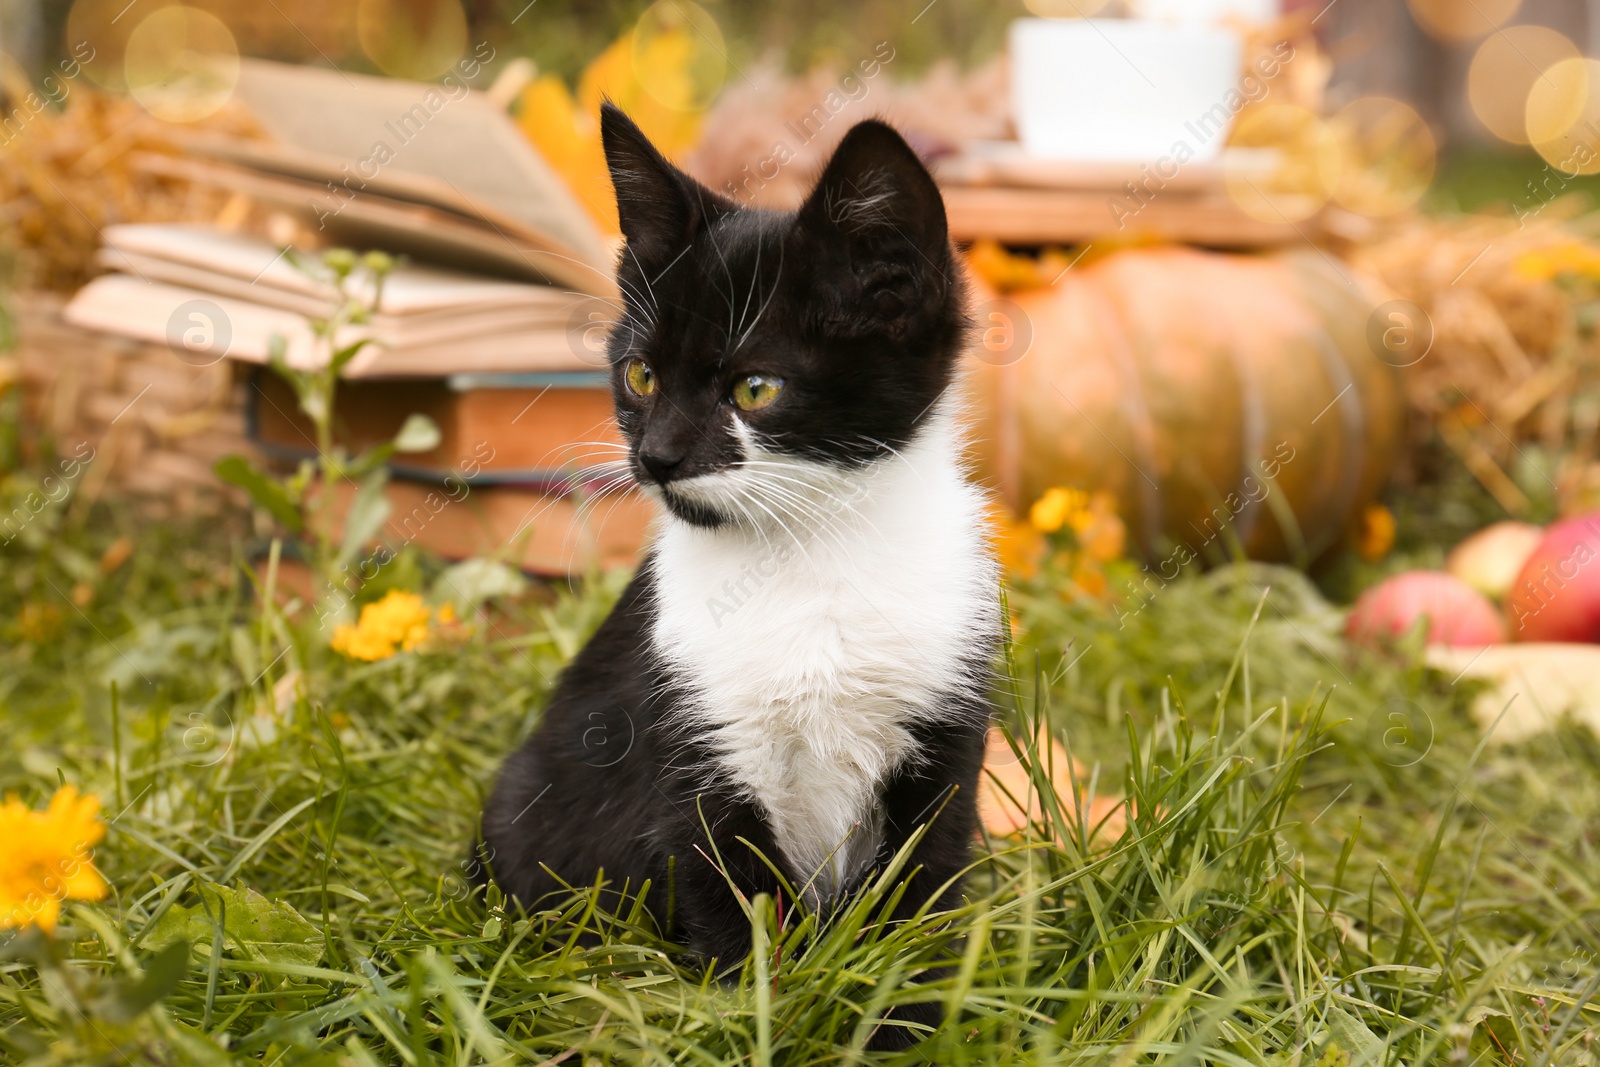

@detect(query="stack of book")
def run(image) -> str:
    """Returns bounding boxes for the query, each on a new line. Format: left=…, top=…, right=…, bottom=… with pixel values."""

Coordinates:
left=69, top=224, right=605, bottom=376
left=63, top=60, right=650, bottom=575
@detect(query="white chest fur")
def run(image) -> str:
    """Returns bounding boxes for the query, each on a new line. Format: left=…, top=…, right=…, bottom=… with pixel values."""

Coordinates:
left=648, top=413, right=998, bottom=898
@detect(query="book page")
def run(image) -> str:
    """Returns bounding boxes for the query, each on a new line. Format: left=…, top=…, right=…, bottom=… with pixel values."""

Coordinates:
left=227, top=60, right=614, bottom=284
left=102, top=224, right=582, bottom=314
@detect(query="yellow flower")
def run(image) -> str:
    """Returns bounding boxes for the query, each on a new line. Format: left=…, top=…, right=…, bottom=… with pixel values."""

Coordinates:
left=1022, top=487, right=1129, bottom=601
left=1028, top=487, right=1126, bottom=560
left=1356, top=503, right=1396, bottom=562
left=968, top=239, right=1045, bottom=293
left=967, top=240, right=1086, bottom=293
left=0, top=785, right=109, bottom=932
left=1030, top=487, right=1090, bottom=534
left=331, top=590, right=435, bottom=662
left=1514, top=241, right=1600, bottom=281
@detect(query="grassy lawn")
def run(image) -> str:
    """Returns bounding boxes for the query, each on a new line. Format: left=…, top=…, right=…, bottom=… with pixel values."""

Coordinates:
left=1, top=472, right=1598, bottom=1064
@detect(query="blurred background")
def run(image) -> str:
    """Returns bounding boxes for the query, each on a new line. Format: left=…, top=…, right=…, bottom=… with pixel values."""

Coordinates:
left=6, top=0, right=1600, bottom=657
left=8, top=0, right=1600, bottom=146
left=10, top=0, right=1600, bottom=208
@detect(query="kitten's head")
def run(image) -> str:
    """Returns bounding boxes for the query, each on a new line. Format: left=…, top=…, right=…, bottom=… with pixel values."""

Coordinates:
left=599, top=103, right=966, bottom=529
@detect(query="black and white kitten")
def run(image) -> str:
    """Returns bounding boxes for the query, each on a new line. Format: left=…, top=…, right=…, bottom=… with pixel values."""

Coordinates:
left=480, top=104, right=1000, bottom=1044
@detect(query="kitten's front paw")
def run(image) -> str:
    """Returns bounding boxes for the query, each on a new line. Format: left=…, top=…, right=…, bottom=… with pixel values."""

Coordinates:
left=686, top=925, right=754, bottom=975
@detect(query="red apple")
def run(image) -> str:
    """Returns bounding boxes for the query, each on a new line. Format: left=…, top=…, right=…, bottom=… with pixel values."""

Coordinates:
left=1506, top=514, right=1600, bottom=642
left=1347, top=570, right=1507, bottom=648
left=1446, top=521, right=1545, bottom=600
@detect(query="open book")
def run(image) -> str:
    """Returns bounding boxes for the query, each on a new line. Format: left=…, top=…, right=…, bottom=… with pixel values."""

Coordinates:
left=164, top=59, right=619, bottom=299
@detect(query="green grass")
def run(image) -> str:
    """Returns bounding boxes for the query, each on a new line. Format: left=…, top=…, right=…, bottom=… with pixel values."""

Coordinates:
left=1428, top=145, right=1600, bottom=219
left=1, top=471, right=1598, bottom=1065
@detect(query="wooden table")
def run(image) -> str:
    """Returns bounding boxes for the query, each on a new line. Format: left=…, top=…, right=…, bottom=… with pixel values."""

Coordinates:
left=936, top=146, right=1326, bottom=249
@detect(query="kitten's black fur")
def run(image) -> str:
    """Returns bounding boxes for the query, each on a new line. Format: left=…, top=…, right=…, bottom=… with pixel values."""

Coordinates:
left=479, top=104, right=996, bottom=1049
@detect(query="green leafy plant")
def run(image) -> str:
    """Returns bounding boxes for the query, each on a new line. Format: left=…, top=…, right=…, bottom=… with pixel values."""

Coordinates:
left=0, top=288, right=19, bottom=472
left=0, top=922, right=216, bottom=1066
left=213, top=249, right=440, bottom=613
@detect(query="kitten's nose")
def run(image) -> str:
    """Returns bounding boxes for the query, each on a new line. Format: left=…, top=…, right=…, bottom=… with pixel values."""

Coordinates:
left=639, top=449, right=686, bottom=485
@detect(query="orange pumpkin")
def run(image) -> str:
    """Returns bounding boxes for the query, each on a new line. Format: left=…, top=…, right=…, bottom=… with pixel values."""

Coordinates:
left=967, top=247, right=1405, bottom=564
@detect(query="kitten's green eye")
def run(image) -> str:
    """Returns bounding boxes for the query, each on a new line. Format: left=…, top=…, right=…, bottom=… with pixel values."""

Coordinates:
left=732, top=374, right=784, bottom=411
left=624, top=359, right=656, bottom=397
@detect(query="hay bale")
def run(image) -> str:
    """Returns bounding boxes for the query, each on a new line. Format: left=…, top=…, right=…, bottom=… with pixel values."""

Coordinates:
left=1349, top=212, right=1600, bottom=515
left=11, top=291, right=261, bottom=514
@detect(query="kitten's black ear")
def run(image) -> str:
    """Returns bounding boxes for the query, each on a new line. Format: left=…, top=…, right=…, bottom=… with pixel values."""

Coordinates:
left=794, top=119, right=949, bottom=265
left=601, top=102, right=728, bottom=267
left=793, top=120, right=951, bottom=339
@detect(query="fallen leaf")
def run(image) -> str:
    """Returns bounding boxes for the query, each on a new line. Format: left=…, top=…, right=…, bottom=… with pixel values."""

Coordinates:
left=978, top=725, right=1129, bottom=844
left=99, top=536, right=134, bottom=574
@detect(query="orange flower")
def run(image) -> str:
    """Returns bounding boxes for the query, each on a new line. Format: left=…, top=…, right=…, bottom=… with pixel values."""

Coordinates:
left=1069, top=560, right=1109, bottom=599
left=515, top=76, right=617, bottom=234
left=514, top=11, right=715, bottom=234
left=990, top=504, right=1045, bottom=578
left=1076, top=492, right=1128, bottom=563
left=0, top=786, right=109, bottom=932
left=1356, top=503, right=1396, bottom=561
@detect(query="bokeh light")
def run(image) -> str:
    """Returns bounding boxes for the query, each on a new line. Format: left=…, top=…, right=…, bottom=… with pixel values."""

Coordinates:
left=1325, top=97, right=1436, bottom=216
left=124, top=6, right=240, bottom=123
left=630, top=1, right=728, bottom=113
left=1225, top=104, right=1337, bottom=223
left=67, top=0, right=178, bottom=92
left=1468, top=26, right=1580, bottom=144
left=357, top=0, right=468, bottom=80
left=1527, top=56, right=1600, bottom=176
left=1408, top=0, right=1521, bottom=42
left=1023, top=0, right=1116, bottom=16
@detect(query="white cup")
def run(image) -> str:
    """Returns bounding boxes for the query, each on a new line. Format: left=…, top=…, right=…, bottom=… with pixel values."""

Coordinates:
left=1009, top=18, right=1246, bottom=163
left=1129, top=0, right=1281, bottom=24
